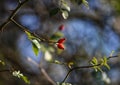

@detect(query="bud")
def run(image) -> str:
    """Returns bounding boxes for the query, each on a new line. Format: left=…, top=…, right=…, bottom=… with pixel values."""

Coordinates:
left=57, top=38, right=66, bottom=43
left=57, top=43, right=64, bottom=50
left=57, top=38, right=66, bottom=50
left=59, top=24, right=65, bottom=31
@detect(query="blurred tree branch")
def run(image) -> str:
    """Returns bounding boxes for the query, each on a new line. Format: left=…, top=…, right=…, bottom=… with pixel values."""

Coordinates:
left=27, top=57, right=56, bottom=85
left=0, top=0, right=30, bottom=31
left=61, top=55, right=119, bottom=83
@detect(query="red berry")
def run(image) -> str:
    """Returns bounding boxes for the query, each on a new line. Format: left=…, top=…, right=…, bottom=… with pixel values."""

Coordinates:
left=57, top=43, right=64, bottom=50
left=59, top=24, right=65, bottom=31
left=57, top=38, right=66, bottom=43
left=57, top=38, right=66, bottom=50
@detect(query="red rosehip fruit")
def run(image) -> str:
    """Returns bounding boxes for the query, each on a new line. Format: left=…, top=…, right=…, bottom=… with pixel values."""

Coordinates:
left=59, top=24, right=65, bottom=31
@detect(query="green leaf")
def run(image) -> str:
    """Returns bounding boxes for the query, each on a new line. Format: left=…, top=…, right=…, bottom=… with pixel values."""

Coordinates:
left=49, top=8, right=60, bottom=16
left=82, top=0, right=89, bottom=9
left=57, top=82, right=72, bottom=85
left=25, top=31, right=31, bottom=37
left=103, top=57, right=110, bottom=70
left=25, top=31, right=41, bottom=56
left=59, top=0, right=70, bottom=12
left=25, top=31, right=36, bottom=40
left=21, top=76, right=30, bottom=84
left=62, top=3, right=70, bottom=12
left=62, top=10, right=69, bottom=19
left=51, top=32, right=64, bottom=40
left=0, top=60, right=5, bottom=65
left=32, top=39, right=41, bottom=49
left=32, top=43, right=39, bottom=56
left=32, top=39, right=41, bottom=56
left=54, top=60, right=62, bottom=64
left=90, top=57, right=103, bottom=72
left=90, top=57, right=98, bottom=65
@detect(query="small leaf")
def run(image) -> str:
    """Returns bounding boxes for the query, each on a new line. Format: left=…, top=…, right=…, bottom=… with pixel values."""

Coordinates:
left=105, top=64, right=110, bottom=70
left=32, top=39, right=41, bottom=49
left=54, top=60, right=61, bottom=64
left=32, top=43, right=39, bottom=56
left=59, top=0, right=70, bottom=12
left=62, top=3, right=70, bottom=12
left=90, top=57, right=98, bottom=65
left=31, top=39, right=41, bottom=56
left=0, top=60, right=5, bottom=65
left=21, top=76, right=30, bottom=84
left=62, top=10, right=69, bottom=19
left=68, top=62, right=74, bottom=69
left=25, top=31, right=31, bottom=37
left=101, top=57, right=110, bottom=70
left=25, top=31, right=35, bottom=40
left=82, top=0, right=89, bottom=9
left=49, top=8, right=60, bottom=16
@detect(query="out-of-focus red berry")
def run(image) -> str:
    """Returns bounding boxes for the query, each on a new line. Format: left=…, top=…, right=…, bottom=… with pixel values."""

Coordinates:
left=57, top=38, right=66, bottom=50
left=59, top=24, right=65, bottom=31
left=57, top=38, right=66, bottom=43
left=57, top=43, right=64, bottom=50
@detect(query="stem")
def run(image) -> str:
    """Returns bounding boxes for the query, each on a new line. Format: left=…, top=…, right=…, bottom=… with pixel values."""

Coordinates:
left=27, top=57, right=56, bottom=85
left=0, top=0, right=30, bottom=31
left=10, top=18, right=45, bottom=42
left=62, top=55, right=119, bottom=83
left=61, top=64, right=101, bottom=83
left=11, top=18, right=57, bottom=44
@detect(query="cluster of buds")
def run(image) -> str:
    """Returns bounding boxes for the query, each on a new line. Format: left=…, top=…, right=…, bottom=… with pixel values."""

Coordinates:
left=56, top=24, right=66, bottom=50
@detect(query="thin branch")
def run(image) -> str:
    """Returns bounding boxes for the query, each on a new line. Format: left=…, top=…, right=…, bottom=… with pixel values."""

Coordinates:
left=27, top=57, right=56, bottom=85
left=61, top=55, right=119, bottom=83
left=10, top=18, right=46, bottom=42
left=11, top=18, right=57, bottom=44
left=62, top=64, right=101, bottom=83
left=0, top=0, right=30, bottom=31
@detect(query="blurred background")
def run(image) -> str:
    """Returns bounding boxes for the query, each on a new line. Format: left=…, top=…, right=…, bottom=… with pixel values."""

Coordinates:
left=0, top=0, right=120, bottom=85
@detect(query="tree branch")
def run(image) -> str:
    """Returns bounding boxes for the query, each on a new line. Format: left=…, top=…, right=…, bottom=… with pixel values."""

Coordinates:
left=0, top=0, right=30, bottom=31
left=27, top=57, right=56, bottom=85
left=61, top=55, right=119, bottom=83
left=62, top=64, right=101, bottom=83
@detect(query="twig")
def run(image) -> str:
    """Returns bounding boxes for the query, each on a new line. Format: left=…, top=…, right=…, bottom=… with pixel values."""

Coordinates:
left=61, top=55, right=119, bottom=83
left=61, top=64, right=101, bottom=83
left=11, top=18, right=58, bottom=44
left=0, top=0, right=30, bottom=31
left=10, top=18, right=46, bottom=42
left=27, top=57, right=56, bottom=85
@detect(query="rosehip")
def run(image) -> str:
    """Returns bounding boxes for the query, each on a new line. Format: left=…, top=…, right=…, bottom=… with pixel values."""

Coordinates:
left=57, top=43, right=64, bottom=50
left=57, top=38, right=66, bottom=50
left=59, top=24, right=65, bottom=31
left=57, top=38, right=66, bottom=43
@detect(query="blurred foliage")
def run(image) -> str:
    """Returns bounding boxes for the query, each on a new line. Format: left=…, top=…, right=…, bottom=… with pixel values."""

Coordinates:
left=109, top=0, right=120, bottom=14
left=0, top=0, right=120, bottom=85
left=12, top=70, right=30, bottom=84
